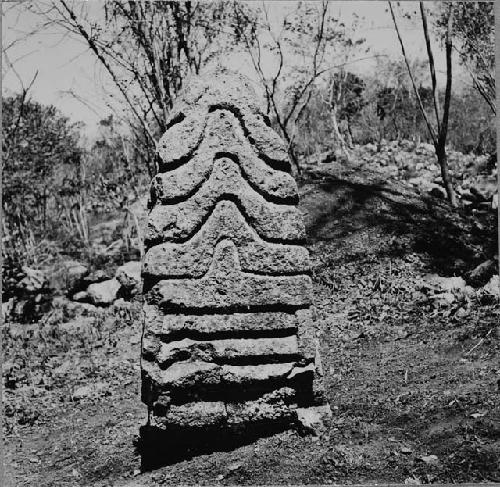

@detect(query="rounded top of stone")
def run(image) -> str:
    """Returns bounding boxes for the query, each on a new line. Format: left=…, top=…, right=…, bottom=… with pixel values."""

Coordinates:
left=166, top=66, right=266, bottom=124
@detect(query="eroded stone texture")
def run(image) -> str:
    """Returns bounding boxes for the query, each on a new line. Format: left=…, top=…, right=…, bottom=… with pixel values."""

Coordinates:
left=143, top=305, right=299, bottom=338
left=144, top=201, right=309, bottom=277
left=154, top=110, right=297, bottom=203
left=146, top=158, right=304, bottom=244
left=141, top=67, right=329, bottom=451
left=146, top=335, right=300, bottom=366
left=150, top=240, right=312, bottom=310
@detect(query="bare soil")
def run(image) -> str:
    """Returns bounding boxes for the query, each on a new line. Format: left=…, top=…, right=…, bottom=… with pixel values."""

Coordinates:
left=3, top=162, right=499, bottom=486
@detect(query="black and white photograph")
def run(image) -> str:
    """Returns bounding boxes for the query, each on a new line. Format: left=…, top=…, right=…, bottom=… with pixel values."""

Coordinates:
left=2, top=1, right=498, bottom=485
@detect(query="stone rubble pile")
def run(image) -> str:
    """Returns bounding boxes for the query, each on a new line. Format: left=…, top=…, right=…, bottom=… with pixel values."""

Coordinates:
left=307, top=140, right=497, bottom=209
left=70, top=260, right=142, bottom=306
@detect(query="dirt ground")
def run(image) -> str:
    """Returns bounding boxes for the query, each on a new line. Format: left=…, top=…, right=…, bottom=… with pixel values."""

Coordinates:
left=3, top=162, right=499, bottom=486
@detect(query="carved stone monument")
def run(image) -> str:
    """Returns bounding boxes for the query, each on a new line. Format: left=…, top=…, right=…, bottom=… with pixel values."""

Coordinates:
left=141, top=68, right=329, bottom=455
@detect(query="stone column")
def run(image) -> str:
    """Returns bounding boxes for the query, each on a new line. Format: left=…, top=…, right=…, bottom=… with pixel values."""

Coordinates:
left=140, top=67, right=329, bottom=458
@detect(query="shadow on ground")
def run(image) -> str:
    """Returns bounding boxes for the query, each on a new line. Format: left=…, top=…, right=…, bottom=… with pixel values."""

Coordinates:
left=299, top=170, right=497, bottom=276
left=137, top=421, right=294, bottom=471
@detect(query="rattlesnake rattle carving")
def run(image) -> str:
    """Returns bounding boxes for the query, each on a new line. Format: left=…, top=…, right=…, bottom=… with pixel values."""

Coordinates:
left=140, top=66, right=329, bottom=455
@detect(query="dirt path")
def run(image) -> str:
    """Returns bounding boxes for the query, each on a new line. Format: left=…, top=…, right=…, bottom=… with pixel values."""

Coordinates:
left=4, top=165, right=499, bottom=486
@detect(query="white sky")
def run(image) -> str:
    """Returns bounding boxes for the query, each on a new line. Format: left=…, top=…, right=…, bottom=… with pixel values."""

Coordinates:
left=2, top=1, right=474, bottom=138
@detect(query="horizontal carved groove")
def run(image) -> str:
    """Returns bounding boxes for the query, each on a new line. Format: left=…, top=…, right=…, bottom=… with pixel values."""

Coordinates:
left=143, top=307, right=301, bottom=337
left=156, top=354, right=303, bottom=370
left=143, top=267, right=311, bottom=294
left=155, top=304, right=309, bottom=315
left=150, top=386, right=299, bottom=411
left=145, top=195, right=306, bottom=249
left=222, top=267, right=311, bottom=277
left=150, top=327, right=298, bottom=343
left=147, top=336, right=300, bottom=368
left=142, top=361, right=314, bottom=406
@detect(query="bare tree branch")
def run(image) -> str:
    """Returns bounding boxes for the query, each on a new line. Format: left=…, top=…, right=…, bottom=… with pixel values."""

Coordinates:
left=388, top=1, right=437, bottom=145
left=57, top=0, right=155, bottom=144
left=389, top=1, right=456, bottom=206
left=420, top=2, right=441, bottom=134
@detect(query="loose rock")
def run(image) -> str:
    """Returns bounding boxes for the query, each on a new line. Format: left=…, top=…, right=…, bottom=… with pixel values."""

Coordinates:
left=87, top=278, right=121, bottom=306
left=116, top=261, right=142, bottom=296
left=295, top=405, right=332, bottom=435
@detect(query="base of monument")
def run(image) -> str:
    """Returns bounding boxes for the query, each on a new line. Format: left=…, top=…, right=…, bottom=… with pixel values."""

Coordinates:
left=138, top=419, right=291, bottom=470
left=138, top=403, right=331, bottom=470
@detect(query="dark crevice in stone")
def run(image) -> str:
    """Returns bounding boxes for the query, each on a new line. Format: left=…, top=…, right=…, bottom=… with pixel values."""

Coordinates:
left=154, top=303, right=310, bottom=316
left=142, top=367, right=315, bottom=406
left=160, top=380, right=297, bottom=405
left=156, top=126, right=205, bottom=174
left=165, top=112, right=185, bottom=130
left=142, top=264, right=311, bottom=294
left=157, top=353, right=303, bottom=370
left=150, top=157, right=209, bottom=205
left=151, top=327, right=298, bottom=343
left=153, top=150, right=298, bottom=208
left=143, top=267, right=311, bottom=285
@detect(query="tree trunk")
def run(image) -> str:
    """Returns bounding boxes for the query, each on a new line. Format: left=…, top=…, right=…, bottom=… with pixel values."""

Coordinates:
left=435, top=3, right=456, bottom=207
left=330, top=110, right=350, bottom=160
left=437, top=148, right=457, bottom=206
left=390, top=1, right=457, bottom=207
left=377, top=122, right=385, bottom=152
left=289, top=149, right=302, bottom=176
left=279, top=126, right=302, bottom=176
left=346, top=120, right=354, bottom=148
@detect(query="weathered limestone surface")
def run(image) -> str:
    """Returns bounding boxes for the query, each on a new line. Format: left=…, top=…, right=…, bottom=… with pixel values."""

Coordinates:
left=144, top=200, right=309, bottom=277
left=147, top=157, right=304, bottom=243
left=143, top=305, right=299, bottom=337
left=150, top=388, right=297, bottom=431
left=150, top=240, right=312, bottom=310
left=145, top=335, right=299, bottom=366
left=141, top=67, right=329, bottom=449
left=153, top=110, right=296, bottom=204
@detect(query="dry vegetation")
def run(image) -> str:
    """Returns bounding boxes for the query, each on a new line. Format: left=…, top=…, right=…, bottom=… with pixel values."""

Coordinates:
left=3, top=156, right=499, bottom=486
left=2, top=2, right=498, bottom=485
